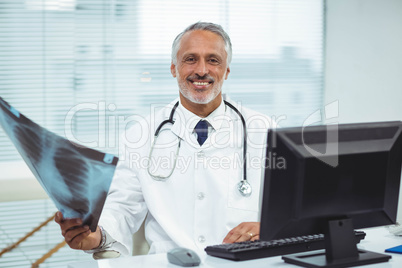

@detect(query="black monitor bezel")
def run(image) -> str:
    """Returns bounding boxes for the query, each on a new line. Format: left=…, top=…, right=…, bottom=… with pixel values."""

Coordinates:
left=260, top=121, right=402, bottom=241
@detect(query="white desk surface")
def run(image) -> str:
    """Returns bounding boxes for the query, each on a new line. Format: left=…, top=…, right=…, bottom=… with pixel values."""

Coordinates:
left=68, top=227, right=402, bottom=268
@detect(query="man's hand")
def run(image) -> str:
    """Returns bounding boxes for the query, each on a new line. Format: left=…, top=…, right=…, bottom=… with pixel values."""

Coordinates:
left=223, top=222, right=260, bottom=244
left=55, top=211, right=101, bottom=250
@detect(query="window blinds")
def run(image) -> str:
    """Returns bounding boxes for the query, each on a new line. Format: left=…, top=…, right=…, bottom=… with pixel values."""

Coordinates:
left=0, top=199, right=92, bottom=267
left=0, top=0, right=324, bottom=162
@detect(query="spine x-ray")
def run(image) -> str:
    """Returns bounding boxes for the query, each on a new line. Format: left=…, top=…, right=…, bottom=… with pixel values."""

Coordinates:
left=0, top=97, right=118, bottom=232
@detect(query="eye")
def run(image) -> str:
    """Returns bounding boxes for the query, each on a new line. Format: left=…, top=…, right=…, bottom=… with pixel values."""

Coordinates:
left=209, top=58, right=220, bottom=65
left=184, top=57, right=196, bottom=63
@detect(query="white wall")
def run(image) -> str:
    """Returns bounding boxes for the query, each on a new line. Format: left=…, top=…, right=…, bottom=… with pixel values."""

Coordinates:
left=325, top=0, right=402, bottom=221
left=325, top=0, right=402, bottom=123
left=0, top=162, right=46, bottom=202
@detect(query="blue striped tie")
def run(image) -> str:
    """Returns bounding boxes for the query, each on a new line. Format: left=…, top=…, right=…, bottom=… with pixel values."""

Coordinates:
left=194, top=120, right=209, bottom=146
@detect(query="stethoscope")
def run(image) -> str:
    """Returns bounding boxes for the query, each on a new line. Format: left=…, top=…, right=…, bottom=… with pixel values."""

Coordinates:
left=147, top=100, right=252, bottom=197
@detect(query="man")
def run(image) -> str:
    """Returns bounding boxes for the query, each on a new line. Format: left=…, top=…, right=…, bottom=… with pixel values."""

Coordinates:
left=56, top=22, right=273, bottom=256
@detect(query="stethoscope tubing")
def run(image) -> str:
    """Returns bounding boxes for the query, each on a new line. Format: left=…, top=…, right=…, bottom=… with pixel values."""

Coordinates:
left=223, top=100, right=248, bottom=183
left=149, top=100, right=249, bottom=193
left=154, top=101, right=180, bottom=136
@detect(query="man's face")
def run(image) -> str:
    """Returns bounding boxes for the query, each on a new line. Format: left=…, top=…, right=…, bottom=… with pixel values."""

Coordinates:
left=171, top=30, right=230, bottom=105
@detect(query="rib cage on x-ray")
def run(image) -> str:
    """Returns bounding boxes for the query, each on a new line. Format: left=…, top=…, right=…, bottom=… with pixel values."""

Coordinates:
left=0, top=97, right=117, bottom=232
left=14, top=125, right=43, bottom=166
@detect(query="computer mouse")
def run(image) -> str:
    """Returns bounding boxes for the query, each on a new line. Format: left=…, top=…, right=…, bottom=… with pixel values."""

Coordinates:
left=167, top=247, right=201, bottom=267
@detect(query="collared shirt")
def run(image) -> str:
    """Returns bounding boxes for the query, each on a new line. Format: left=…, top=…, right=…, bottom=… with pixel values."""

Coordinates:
left=175, top=99, right=226, bottom=144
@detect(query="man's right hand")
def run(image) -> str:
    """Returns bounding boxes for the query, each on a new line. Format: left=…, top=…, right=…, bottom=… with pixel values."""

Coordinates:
left=55, top=211, right=101, bottom=250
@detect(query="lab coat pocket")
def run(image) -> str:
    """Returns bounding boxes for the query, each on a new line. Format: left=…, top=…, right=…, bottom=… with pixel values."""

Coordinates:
left=226, top=156, right=260, bottom=213
left=227, top=182, right=259, bottom=212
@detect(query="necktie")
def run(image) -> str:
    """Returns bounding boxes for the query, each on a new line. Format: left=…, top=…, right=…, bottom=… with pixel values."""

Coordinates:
left=194, top=120, right=209, bottom=146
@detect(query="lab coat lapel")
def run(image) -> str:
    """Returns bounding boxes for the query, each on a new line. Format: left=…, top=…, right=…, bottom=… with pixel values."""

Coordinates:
left=170, top=117, right=185, bottom=140
left=169, top=100, right=241, bottom=149
left=170, top=112, right=200, bottom=148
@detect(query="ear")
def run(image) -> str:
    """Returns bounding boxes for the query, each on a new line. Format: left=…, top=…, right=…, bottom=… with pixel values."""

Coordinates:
left=224, top=67, right=230, bottom=80
left=171, top=63, right=177, bottom=78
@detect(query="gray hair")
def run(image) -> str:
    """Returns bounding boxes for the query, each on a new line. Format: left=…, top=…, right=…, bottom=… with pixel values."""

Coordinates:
left=171, top=22, right=232, bottom=65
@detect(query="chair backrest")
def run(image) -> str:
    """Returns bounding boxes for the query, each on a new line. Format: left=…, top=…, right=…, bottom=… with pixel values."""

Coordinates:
left=132, top=220, right=150, bottom=256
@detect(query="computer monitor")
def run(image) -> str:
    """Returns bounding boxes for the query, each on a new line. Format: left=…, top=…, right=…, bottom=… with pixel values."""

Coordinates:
left=260, top=121, right=402, bottom=268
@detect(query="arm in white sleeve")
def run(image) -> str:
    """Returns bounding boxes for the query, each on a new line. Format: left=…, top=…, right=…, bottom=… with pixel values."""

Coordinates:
left=95, top=143, right=149, bottom=256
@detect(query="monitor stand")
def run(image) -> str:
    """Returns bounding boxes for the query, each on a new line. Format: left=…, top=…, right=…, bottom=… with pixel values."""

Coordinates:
left=282, top=219, right=391, bottom=268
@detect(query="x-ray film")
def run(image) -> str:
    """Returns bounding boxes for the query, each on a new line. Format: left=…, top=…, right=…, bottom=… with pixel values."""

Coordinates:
left=0, top=97, right=118, bottom=232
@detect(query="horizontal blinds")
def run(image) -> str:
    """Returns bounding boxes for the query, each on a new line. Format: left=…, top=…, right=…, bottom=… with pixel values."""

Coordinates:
left=0, top=199, right=92, bottom=267
left=0, top=0, right=324, bottom=160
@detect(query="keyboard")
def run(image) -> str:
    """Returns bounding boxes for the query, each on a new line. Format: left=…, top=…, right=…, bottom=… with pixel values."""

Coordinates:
left=204, top=231, right=366, bottom=261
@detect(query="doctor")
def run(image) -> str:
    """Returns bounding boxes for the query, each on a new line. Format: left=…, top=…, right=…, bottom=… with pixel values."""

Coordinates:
left=55, top=22, right=273, bottom=256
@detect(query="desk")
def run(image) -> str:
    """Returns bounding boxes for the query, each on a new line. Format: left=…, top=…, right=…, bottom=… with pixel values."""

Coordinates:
left=68, top=227, right=402, bottom=268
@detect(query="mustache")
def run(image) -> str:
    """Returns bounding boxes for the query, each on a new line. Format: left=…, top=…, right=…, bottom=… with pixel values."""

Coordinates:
left=186, top=74, right=215, bottom=83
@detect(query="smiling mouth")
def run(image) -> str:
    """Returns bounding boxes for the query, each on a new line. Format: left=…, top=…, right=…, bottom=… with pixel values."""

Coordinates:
left=186, top=75, right=214, bottom=88
left=188, top=79, right=214, bottom=88
left=192, top=81, right=210, bottom=86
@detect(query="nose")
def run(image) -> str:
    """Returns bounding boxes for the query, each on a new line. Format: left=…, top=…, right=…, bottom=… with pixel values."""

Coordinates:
left=194, top=59, right=208, bottom=77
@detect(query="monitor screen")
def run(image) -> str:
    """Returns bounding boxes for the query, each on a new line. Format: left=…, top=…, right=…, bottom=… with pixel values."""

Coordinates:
left=259, top=121, right=402, bottom=267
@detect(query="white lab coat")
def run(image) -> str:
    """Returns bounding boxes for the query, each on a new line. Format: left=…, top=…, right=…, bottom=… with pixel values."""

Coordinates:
left=98, top=97, right=273, bottom=256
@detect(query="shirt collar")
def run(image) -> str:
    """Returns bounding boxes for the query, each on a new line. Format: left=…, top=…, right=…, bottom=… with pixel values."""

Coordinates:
left=170, top=99, right=226, bottom=139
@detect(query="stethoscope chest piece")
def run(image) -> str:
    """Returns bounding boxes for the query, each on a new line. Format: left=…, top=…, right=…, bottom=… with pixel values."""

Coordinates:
left=237, top=180, right=252, bottom=197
